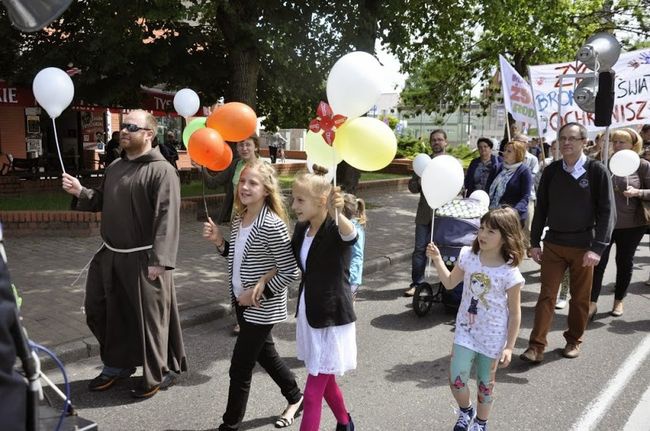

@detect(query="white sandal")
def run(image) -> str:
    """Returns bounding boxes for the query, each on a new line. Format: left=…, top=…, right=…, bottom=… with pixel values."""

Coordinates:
left=274, top=397, right=303, bottom=428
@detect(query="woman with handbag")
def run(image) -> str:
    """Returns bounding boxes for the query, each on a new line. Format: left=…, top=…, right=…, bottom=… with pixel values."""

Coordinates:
left=589, top=128, right=650, bottom=318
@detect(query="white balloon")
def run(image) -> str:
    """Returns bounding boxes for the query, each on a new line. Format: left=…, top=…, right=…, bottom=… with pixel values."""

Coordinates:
left=326, top=51, right=383, bottom=119
left=306, top=158, right=334, bottom=183
left=609, top=149, right=640, bottom=177
left=173, top=88, right=200, bottom=117
left=32, top=67, right=74, bottom=118
left=412, top=153, right=432, bottom=177
left=469, top=190, right=490, bottom=208
left=421, top=155, right=464, bottom=209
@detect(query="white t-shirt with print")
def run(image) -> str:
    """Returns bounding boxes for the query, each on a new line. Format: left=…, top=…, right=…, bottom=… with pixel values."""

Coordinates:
left=454, top=246, right=525, bottom=358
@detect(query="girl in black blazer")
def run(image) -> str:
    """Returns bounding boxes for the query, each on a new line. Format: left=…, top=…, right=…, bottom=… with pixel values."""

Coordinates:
left=203, top=160, right=303, bottom=430
left=290, top=168, right=357, bottom=431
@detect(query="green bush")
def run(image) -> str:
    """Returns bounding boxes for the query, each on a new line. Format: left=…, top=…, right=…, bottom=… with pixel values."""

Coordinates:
left=378, top=114, right=399, bottom=130
left=396, top=135, right=428, bottom=158
left=447, top=144, right=478, bottom=169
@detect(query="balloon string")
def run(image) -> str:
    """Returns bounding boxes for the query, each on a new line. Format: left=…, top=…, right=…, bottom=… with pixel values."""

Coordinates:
left=201, top=166, right=209, bottom=220
left=626, top=176, right=629, bottom=206
left=426, top=214, right=435, bottom=278
left=52, top=118, right=66, bottom=174
left=333, top=150, right=338, bottom=226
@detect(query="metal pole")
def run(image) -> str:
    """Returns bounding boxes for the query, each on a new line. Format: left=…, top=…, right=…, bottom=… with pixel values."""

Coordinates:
left=527, top=65, right=547, bottom=163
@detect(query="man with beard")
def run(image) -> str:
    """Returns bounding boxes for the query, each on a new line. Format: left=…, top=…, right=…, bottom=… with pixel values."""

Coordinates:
left=405, top=129, right=449, bottom=297
left=62, top=110, right=187, bottom=399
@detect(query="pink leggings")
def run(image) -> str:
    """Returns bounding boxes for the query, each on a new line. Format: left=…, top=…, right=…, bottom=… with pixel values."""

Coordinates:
left=300, top=373, right=349, bottom=431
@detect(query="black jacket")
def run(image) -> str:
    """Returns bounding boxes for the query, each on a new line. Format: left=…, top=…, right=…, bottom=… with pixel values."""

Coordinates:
left=0, top=257, right=30, bottom=431
left=292, top=216, right=357, bottom=328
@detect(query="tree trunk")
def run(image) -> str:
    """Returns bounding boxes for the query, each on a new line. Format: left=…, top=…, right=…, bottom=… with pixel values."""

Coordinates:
left=226, top=47, right=260, bottom=108
left=215, top=0, right=261, bottom=108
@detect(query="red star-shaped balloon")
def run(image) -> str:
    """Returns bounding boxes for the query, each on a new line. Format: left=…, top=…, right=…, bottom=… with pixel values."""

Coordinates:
left=309, top=101, right=347, bottom=145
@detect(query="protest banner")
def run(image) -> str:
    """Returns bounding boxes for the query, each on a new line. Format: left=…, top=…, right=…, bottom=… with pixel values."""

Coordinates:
left=528, top=48, right=650, bottom=140
left=499, top=55, right=537, bottom=126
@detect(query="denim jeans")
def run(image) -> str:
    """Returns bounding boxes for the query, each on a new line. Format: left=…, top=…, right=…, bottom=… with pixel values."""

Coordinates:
left=411, top=222, right=431, bottom=285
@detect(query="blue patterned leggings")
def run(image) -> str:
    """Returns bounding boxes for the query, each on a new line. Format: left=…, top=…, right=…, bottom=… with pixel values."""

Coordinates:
left=449, top=344, right=498, bottom=405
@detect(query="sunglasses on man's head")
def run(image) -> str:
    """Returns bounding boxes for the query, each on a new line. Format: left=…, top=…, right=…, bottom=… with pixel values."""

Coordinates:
left=120, top=123, right=151, bottom=133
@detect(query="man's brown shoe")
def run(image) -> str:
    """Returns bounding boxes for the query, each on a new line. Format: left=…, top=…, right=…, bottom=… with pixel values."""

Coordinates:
left=519, top=348, right=544, bottom=363
left=562, top=343, right=580, bottom=359
left=88, top=367, right=136, bottom=391
left=130, top=372, right=177, bottom=399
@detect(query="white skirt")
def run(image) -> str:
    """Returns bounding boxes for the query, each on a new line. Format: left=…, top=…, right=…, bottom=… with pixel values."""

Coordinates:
left=296, top=291, right=357, bottom=376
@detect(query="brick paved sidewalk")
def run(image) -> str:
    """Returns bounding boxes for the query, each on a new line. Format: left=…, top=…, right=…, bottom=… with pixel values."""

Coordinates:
left=4, top=189, right=420, bottom=362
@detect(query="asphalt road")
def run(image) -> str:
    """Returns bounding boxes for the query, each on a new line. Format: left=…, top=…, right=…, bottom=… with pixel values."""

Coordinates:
left=42, top=249, right=650, bottom=431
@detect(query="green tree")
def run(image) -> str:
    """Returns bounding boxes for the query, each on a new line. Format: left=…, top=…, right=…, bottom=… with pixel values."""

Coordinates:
left=394, top=0, right=649, bottom=114
left=0, top=1, right=352, bottom=129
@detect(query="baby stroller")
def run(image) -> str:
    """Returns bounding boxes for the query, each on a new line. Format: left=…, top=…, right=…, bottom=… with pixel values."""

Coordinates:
left=412, top=197, right=487, bottom=317
left=1, top=227, right=97, bottom=431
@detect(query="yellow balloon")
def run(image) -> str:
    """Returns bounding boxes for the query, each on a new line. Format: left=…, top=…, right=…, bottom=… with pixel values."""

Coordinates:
left=334, top=117, right=397, bottom=171
left=304, top=131, right=342, bottom=168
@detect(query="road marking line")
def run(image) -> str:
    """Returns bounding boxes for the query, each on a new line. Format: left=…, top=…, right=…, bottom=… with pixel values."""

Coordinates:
left=571, top=333, right=650, bottom=431
left=623, top=384, right=650, bottom=431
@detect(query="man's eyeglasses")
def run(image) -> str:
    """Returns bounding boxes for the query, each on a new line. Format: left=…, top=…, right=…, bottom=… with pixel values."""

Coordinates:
left=558, top=136, right=584, bottom=143
left=120, top=123, right=151, bottom=133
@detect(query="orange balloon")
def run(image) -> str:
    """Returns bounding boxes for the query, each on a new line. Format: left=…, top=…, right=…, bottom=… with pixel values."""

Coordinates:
left=188, top=127, right=228, bottom=169
left=206, top=102, right=257, bottom=142
left=206, top=143, right=233, bottom=171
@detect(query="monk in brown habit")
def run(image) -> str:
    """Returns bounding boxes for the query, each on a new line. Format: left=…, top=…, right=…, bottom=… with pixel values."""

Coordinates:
left=62, top=109, right=187, bottom=399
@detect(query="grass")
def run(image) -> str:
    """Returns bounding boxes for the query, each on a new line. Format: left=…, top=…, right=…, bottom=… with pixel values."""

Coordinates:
left=0, top=172, right=408, bottom=211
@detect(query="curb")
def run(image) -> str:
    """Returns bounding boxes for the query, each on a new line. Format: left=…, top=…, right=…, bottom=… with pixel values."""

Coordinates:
left=40, top=249, right=413, bottom=370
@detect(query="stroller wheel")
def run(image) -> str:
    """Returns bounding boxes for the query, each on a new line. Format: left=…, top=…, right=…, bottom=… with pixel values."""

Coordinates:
left=413, top=282, right=434, bottom=317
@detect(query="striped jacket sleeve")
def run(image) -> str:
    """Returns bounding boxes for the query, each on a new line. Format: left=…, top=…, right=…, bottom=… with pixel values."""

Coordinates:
left=263, top=217, right=299, bottom=298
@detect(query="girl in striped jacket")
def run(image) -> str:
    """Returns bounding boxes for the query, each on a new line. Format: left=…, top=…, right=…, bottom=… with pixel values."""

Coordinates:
left=203, top=160, right=303, bottom=430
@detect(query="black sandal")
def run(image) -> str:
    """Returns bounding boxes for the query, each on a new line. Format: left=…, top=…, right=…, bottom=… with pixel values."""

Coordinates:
left=274, top=397, right=304, bottom=428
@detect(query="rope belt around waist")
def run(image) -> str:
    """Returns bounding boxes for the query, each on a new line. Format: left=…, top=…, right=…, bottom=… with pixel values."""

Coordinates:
left=103, top=242, right=153, bottom=253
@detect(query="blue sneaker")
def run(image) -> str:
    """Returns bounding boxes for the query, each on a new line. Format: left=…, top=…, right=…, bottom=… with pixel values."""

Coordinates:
left=453, top=406, right=475, bottom=431
left=469, top=420, right=487, bottom=431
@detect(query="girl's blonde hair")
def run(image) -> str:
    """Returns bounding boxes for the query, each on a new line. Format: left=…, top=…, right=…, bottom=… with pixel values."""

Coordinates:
left=342, top=193, right=367, bottom=226
left=610, top=128, right=643, bottom=154
left=233, top=160, right=288, bottom=223
left=292, top=165, right=332, bottom=203
left=471, top=206, right=526, bottom=266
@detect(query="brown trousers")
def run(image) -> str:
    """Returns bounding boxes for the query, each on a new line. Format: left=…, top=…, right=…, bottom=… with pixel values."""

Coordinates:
left=529, top=242, right=594, bottom=352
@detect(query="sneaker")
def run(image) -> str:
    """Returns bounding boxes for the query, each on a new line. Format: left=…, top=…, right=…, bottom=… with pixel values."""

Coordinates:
left=453, top=406, right=475, bottom=431
left=404, top=284, right=417, bottom=297
left=469, top=421, right=488, bottom=431
left=555, top=298, right=567, bottom=309
left=88, top=367, right=136, bottom=391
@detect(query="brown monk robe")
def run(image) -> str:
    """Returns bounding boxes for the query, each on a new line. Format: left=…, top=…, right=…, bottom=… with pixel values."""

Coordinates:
left=76, top=144, right=187, bottom=393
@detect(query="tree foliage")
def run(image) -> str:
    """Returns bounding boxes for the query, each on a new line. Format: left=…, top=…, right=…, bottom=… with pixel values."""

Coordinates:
left=392, top=0, right=650, bottom=115
left=0, top=1, right=365, bottom=129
